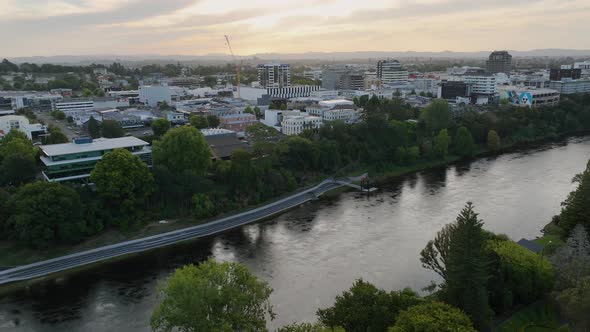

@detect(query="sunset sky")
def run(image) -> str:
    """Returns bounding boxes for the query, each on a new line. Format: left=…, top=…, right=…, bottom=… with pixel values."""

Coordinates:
left=2, top=0, right=589, bottom=57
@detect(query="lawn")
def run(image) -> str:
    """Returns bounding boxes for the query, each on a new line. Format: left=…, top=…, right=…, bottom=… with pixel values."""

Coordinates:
left=495, top=301, right=568, bottom=332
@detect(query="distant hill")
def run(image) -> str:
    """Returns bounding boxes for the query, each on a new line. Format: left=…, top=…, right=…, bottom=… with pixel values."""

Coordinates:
left=5, top=49, right=590, bottom=64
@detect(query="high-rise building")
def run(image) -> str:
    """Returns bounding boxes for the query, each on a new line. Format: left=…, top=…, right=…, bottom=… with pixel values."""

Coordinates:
left=321, top=67, right=365, bottom=90
left=486, top=51, right=512, bottom=74
left=550, top=67, right=582, bottom=81
left=376, top=60, right=408, bottom=84
left=257, top=63, right=291, bottom=89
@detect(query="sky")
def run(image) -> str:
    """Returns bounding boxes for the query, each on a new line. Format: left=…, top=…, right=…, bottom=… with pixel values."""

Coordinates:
left=1, top=0, right=590, bottom=57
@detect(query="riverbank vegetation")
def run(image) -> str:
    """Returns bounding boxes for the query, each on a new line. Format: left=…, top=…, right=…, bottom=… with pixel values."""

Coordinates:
left=151, top=159, right=590, bottom=331
left=1, top=94, right=590, bottom=259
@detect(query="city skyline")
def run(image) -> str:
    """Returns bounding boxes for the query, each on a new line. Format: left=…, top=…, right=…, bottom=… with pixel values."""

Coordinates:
left=2, top=0, right=590, bottom=57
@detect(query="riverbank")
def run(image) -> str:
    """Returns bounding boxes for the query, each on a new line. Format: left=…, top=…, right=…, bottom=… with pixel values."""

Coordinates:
left=0, top=132, right=587, bottom=270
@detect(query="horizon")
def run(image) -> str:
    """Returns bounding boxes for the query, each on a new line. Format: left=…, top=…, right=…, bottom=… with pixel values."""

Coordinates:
left=2, top=0, right=589, bottom=58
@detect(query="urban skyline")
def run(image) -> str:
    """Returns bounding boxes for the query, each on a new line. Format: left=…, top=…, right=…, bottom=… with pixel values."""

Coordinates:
left=2, top=0, right=590, bottom=57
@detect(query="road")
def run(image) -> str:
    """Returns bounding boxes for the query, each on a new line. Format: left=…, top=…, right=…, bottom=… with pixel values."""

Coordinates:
left=0, top=178, right=360, bottom=286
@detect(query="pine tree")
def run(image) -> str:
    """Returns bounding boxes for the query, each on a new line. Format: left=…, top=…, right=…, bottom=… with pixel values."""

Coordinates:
left=444, top=202, right=492, bottom=331
left=560, top=160, right=590, bottom=236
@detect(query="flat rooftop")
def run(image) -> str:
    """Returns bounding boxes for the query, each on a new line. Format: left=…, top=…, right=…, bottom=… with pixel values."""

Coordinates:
left=40, top=137, right=149, bottom=156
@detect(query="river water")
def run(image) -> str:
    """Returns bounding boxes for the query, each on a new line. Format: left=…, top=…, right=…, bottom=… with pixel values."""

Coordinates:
left=1, top=137, right=589, bottom=332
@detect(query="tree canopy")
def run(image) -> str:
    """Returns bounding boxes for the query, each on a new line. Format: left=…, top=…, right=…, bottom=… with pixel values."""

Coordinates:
left=151, top=119, right=171, bottom=137
left=390, top=302, right=476, bottom=332
left=100, top=120, right=125, bottom=138
left=152, top=126, right=212, bottom=176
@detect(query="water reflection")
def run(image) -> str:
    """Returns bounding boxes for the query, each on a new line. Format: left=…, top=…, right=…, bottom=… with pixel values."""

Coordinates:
left=1, top=137, right=589, bottom=331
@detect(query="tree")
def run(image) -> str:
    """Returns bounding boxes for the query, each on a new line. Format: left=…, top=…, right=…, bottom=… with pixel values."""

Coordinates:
left=150, top=260, right=274, bottom=332
left=433, top=129, right=450, bottom=159
left=244, top=106, right=253, bottom=114
left=94, top=88, right=105, bottom=97
left=317, top=279, right=422, bottom=332
left=207, top=114, right=220, bottom=128
left=278, top=323, right=344, bottom=332
left=87, top=116, right=101, bottom=138
left=151, top=119, right=171, bottom=137
left=55, top=110, right=66, bottom=120
left=152, top=126, right=212, bottom=176
left=43, top=125, right=69, bottom=144
left=390, top=302, right=476, bottom=332
left=82, top=88, right=93, bottom=97
left=419, top=99, right=452, bottom=133
left=90, top=149, right=155, bottom=223
left=0, top=130, right=37, bottom=185
left=550, top=224, right=590, bottom=290
left=319, top=140, right=341, bottom=172
left=487, top=130, right=500, bottom=152
left=253, top=106, right=262, bottom=119
left=555, top=276, right=590, bottom=332
left=453, top=126, right=475, bottom=157
left=420, top=222, right=455, bottom=280
left=444, top=202, right=492, bottom=331
left=189, top=114, right=209, bottom=129
left=192, top=193, right=215, bottom=219
left=559, top=161, right=590, bottom=236
left=6, top=182, right=85, bottom=248
left=100, top=120, right=125, bottom=138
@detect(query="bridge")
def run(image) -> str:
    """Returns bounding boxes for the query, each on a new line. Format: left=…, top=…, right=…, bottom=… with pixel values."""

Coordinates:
left=0, top=175, right=372, bottom=286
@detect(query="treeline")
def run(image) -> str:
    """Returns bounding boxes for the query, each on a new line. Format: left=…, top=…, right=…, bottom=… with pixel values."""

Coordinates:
left=1, top=95, right=590, bottom=251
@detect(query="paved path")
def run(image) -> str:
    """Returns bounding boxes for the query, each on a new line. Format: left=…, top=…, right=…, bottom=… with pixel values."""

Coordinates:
left=0, top=177, right=359, bottom=285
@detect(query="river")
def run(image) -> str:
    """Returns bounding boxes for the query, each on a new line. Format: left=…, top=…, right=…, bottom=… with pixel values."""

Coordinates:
left=1, top=136, right=589, bottom=331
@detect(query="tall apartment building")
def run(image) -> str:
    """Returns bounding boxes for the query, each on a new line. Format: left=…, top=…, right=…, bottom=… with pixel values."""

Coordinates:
left=257, top=63, right=291, bottom=89
left=322, top=67, right=365, bottom=90
left=376, top=60, right=408, bottom=84
left=486, top=51, right=512, bottom=74
left=550, top=67, right=582, bottom=81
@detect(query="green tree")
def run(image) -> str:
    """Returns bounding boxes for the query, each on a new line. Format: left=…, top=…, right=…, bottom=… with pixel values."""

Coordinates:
left=55, top=110, right=66, bottom=120
left=244, top=105, right=253, bottom=114
left=487, top=130, right=500, bottom=152
left=253, top=106, right=262, bottom=119
left=90, top=149, right=155, bottom=223
left=555, top=277, right=590, bottom=332
left=151, top=259, right=274, bottom=332
left=190, top=114, right=209, bottom=129
left=419, top=99, right=452, bottom=133
left=317, top=279, right=422, bottom=332
left=207, top=114, right=220, bottom=128
left=6, top=182, right=85, bottom=248
left=559, top=161, right=590, bottom=236
left=100, top=120, right=125, bottom=138
left=444, top=202, right=492, bottom=331
left=550, top=224, right=590, bottom=291
left=278, top=323, right=344, bottom=332
left=43, top=125, right=69, bottom=144
left=82, top=88, right=93, bottom=97
left=192, top=193, right=215, bottom=219
left=453, top=126, right=475, bottom=157
left=390, top=302, right=476, bottom=332
left=433, top=129, right=450, bottom=159
left=319, top=140, right=341, bottom=172
left=94, top=88, right=105, bottom=97
left=0, top=130, right=37, bottom=185
left=152, top=126, right=212, bottom=176
left=151, top=119, right=171, bottom=137
left=87, top=116, right=101, bottom=138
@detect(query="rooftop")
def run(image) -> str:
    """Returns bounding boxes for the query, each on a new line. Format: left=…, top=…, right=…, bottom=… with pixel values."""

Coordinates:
left=40, top=137, right=149, bottom=156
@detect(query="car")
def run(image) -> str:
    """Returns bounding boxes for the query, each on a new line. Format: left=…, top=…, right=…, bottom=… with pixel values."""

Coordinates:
left=143, top=131, right=150, bottom=135
left=158, top=220, right=168, bottom=224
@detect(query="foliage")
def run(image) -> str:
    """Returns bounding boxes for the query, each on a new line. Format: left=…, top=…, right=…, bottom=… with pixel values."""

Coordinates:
left=453, top=126, right=475, bottom=157
left=189, top=114, right=209, bottom=129
left=443, top=202, right=492, bottom=331
left=207, top=115, right=220, bottom=128
left=433, top=129, right=451, bottom=159
left=5, top=182, right=85, bottom=248
left=90, top=149, right=155, bottom=225
left=487, top=130, right=500, bottom=152
left=550, top=224, right=590, bottom=291
left=419, top=99, right=452, bottom=134
left=87, top=116, right=101, bottom=138
left=487, top=240, right=554, bottom=313
left=151, top=259, right=274, bottom=332
left=0, top=131, right=37, bottom=186
left=192, top=193, right=215, bottom=219
left=151, top=119, right=171, bottom=137
left=559, top=160, right=590, bottom=236
left=100, top=120, right=125, bottom=138
left=152, top=126, right=212, bottom=176
left=555, top=277, right=590, bottom=331
left=317, top=279, right=422, bottom=332
left=390, top=301, right=476, bottom=332
left=495, top=301, right=566, bottom=332
left=42, top=124, right=69, bottom=144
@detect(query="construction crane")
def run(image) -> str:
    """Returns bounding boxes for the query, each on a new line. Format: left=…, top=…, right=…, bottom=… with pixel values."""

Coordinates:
left=224, top=35, right=241, bottom=99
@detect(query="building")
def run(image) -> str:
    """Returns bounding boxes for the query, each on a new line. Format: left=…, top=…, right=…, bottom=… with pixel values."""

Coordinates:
left=497, top=86, right=560, bottom=107
left=200, top=128, right=250, bottom=160
left=267, top=85, right=321, bottom=99
left=321, top=67, right=365, bottom=90
left=55, top=98, right=95, bottom=114
left=0, top=115, right=46, bottom=139
left=257, top=63, right=291, bottom=89
left=39, top=137, right=152, bottom=182
left=219, top=113, right=258, bottom=133
left=549, top=79, right=590, bottom=94
left=486, top=51, right=512, bottom=74
left=462, top=74, right=496, bottom=103
left=307, top=106, right=360, bottom=124
left=0, top=92, right=60, bottom=112
left=281, top=114, right=322, bottom=136
left=439, top=81, right=470, bottom=100
left=574, top=61, right=590, bottom=70
left=303, top=70, right=322, bottom=81
left=139, top=85, right=186, bottom=107
left=377, top=60, right=408, bottom=85
left=550, top=67, right=582, bottom=81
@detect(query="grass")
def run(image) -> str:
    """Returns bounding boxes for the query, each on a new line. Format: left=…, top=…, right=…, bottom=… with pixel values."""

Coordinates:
left=495, top=301, right=568, bottom=332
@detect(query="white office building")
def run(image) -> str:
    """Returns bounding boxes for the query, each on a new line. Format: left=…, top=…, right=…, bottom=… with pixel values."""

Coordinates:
left=55, top=99, right=95, bottom=113
left=281, top=115, right=322, bottom=136
left=307, top=106, right=360, bottom=124
left=573, top=61, right=590, bottom=70
left=0, top=115, right=46, bottom=139
left=267, top=85, right=321, bottom=99
left=303, top=70, right=323, bottom=80
left=258, top=63, right=291, bottom=89
left=377, top=60, right=408, bottom=85
left=549, top=79, right=590, bottom=95
left=139, top=85, right=186, bottom=107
